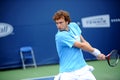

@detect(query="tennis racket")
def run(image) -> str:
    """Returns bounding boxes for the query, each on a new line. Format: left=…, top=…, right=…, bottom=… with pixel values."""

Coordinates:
left=106, top=49, right=119, bottom=67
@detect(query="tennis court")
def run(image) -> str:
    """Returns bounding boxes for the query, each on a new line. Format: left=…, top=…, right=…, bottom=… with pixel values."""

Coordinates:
left=0, top=60, right=120, bottom=80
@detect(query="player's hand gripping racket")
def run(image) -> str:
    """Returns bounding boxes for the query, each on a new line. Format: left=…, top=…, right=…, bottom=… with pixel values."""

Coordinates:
left=106, top=50, right=119, bottom=67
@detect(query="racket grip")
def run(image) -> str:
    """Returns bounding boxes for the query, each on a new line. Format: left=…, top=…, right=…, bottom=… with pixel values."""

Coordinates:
left=91, top=48, right=101, bottom=57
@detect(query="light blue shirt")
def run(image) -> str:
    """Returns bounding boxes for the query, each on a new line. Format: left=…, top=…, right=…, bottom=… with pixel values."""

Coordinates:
left=55, top=22, right=87, bottom=73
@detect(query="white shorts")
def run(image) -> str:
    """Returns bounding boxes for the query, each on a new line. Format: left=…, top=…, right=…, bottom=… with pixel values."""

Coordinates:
left=54, top=65, right=96, bottom=80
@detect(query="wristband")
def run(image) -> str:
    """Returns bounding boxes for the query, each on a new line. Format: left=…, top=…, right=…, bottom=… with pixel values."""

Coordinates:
left=91, top=48, right=101, bottom=57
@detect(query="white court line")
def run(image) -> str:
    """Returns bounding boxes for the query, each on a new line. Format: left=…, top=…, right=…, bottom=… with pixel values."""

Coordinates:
left=21, top=75, right=54, bottom=80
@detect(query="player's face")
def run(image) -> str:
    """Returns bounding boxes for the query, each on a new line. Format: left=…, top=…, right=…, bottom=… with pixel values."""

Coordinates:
left=55, top=18, right=68, bottom=31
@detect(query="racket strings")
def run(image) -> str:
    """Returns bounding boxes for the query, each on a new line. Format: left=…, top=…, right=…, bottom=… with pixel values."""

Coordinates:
left=109, top=50, right=119, bottom=66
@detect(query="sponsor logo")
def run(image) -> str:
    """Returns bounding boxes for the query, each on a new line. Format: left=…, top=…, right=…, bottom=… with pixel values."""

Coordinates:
left=0, top=23, right=13, bottom=38
left=81, top=14, right=110, bottom=28
left=111, top=18, right=120, bottom=22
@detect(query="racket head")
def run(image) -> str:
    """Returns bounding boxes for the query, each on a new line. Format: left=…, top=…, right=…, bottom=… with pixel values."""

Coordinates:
left=106, top=50, right=119, bottom=67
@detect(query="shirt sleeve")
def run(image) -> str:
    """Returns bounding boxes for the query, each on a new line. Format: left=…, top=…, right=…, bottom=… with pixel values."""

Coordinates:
left=61, top=35, right=75, bottom=48
left=70, top=22, right=82, bottom=35
left=56, top=32, right=75, bottom=48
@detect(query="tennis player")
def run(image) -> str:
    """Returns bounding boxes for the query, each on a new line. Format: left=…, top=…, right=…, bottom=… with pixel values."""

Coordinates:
left=52, top=10, right=105, bottom=80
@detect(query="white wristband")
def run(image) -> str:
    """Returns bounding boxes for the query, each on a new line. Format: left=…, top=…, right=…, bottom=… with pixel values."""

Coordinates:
left=91, top=48, right=101, bottom=57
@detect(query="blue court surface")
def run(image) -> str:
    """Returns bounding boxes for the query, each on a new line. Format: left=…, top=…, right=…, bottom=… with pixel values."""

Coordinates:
left=22, top=76, right=54, bottom=80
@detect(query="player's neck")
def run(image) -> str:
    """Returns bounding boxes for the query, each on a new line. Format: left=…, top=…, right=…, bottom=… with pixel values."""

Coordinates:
left=60, top=26, right=69, bottom=32
left=65, top=26, right=69, bottom=31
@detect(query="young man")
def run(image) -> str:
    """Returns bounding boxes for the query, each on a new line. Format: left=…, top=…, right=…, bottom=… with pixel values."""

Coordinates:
left=52, top=10, right=105, bottom=80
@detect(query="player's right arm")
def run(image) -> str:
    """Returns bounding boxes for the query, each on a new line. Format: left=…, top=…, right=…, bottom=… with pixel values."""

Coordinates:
left=73, top=35, right=94, bottom=53
left=73, top=35, right=105, bottom=60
